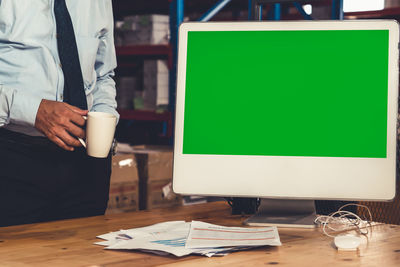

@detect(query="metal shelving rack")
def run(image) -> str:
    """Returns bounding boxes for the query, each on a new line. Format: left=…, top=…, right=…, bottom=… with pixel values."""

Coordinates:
left=113, top=0, right=344, bottom=143
left=168, top=0, right=343, bottom=117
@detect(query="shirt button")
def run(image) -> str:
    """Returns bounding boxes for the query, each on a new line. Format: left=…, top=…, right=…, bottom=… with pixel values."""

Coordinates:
left=60, top=94, right=63, bottom=100
left=59, top=63, right=62, bottom=68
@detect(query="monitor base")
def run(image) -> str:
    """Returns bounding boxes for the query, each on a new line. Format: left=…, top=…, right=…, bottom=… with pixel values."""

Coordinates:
left=244, top=199, right=316, bottom=228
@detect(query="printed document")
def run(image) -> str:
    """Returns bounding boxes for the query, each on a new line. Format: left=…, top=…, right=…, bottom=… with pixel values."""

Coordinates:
left=95, top=220, right=281, bottom=257
left=186, top=221, right=281, bottom=248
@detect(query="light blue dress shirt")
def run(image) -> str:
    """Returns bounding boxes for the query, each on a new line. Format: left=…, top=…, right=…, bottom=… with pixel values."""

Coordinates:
left=0, top=0, right=119, bottom=136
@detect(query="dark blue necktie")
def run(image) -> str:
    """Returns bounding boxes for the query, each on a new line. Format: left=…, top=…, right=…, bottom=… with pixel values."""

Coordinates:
left=54, top=0, right=88, bottom=110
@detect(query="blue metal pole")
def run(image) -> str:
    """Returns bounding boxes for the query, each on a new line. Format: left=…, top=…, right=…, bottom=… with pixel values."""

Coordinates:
left=258, top=5, right=263, bottom=20
left=331, top=0, right=344, bottom=20
left=248, top=0, right=253, bottom=20
left=274, top=3, right=281, bottom=20
left=293, top=2, right=313, bottom=20
left=199, top=0, right=232, bottom=22
left=169, top=0, right=184, bottom=140
left=339, top=0, right=344, bottom=20
left=177, top=0, right=184, bottom=24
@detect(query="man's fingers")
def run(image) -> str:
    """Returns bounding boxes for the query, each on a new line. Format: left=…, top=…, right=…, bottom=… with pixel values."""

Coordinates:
left=65, top=104, right=87, bottom=126
left=47, top=133, right=74, bottom=151
left=65, top=121, right=86, bottom=139
left=56, top=128, right=82, bottom=147
left=69, top=112, right=87, bottom=127
left=35, top=99, right=88, bottom=150
left=66, top=103, right=88, bottom=116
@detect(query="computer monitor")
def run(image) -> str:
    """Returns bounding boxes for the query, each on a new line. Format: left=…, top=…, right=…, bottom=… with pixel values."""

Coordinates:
left=172, top=20, right=399, bottom=227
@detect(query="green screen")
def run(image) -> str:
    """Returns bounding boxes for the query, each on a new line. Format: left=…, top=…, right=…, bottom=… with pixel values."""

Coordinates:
left=183, top=30, right=389, bottom=158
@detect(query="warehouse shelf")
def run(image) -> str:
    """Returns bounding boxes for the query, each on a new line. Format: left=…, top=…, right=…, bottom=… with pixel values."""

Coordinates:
left=115, top=44, right=173, bottom=139
left=113, top=0, right=331, bottom=18
left=116, top=44, right=172, bottom=69
left=118, top=110, right=173, bottom=138
left=118, top=109, right=171, bottom=121
left=116, top=44, right=171, bottom=57
left=113, top=0, right=248, bottom=19
left=113, top=0, right=343, bottom=144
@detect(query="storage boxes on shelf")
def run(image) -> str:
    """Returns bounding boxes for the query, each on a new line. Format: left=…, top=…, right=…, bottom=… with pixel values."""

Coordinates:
left=116, top=15, right=170, bottom=46
left=113, top=13, right=172, bottom=144
left=115, top=59, right=169, bottom=112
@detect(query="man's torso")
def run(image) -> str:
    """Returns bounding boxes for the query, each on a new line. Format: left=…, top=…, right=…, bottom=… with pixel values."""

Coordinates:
left=0, top=0, right=113, bottom=135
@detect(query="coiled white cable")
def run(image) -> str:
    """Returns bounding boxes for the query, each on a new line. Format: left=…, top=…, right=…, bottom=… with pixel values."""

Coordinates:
left=314, top=203, right=373, bottom=238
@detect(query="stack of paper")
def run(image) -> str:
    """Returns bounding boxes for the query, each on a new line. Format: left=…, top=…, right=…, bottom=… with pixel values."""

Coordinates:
left=95, top=221, right=281, bottom=257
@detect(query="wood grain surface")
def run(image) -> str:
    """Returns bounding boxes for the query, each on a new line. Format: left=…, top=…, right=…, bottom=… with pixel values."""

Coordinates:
left=0, top=202, right=399, bottom=266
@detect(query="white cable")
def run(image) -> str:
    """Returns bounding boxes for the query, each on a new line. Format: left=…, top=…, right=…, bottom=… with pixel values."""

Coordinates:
left=314, top=203, right=373, bottom=238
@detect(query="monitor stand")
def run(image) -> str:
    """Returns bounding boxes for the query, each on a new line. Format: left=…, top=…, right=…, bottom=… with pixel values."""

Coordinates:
left=244, top=199, right=316, bottom=228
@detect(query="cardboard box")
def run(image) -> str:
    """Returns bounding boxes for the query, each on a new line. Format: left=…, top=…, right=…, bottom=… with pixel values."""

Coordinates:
left=133, top=145, right=181, bottom=210
left=106, top=153, right=139, bottom=214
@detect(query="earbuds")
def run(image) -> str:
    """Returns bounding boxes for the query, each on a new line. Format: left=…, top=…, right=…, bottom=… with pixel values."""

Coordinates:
left=334, top=234, right=362, bottom=250
left=314, top=203, right=372, bottom=250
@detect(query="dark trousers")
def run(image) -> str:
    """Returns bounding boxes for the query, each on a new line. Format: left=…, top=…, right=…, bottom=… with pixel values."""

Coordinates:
left=0, top=128, right=111, bottom=227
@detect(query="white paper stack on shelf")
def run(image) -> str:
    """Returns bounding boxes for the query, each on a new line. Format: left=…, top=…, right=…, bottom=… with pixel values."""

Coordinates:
left=95, top=220, right=281, bottom=257
left=143, top=60, right=169, bottom=109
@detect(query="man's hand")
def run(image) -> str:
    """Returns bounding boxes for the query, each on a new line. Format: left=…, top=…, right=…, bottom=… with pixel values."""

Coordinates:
left=34, top=99, right=88, bottom=151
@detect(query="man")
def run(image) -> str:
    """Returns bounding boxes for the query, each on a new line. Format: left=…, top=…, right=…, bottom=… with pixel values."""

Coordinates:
left=0, top=0, right=119, bottom=226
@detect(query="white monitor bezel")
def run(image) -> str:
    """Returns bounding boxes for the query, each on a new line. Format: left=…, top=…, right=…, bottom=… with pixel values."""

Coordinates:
left=173, top=20, right=399, bottom=201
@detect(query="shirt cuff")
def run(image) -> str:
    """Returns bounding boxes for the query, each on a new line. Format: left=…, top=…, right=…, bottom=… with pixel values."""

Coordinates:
left=9, top=88, right=42, bottom=127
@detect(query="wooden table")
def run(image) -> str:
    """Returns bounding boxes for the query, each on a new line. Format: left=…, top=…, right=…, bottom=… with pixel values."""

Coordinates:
left=1, top=202, right=399, bottom=266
